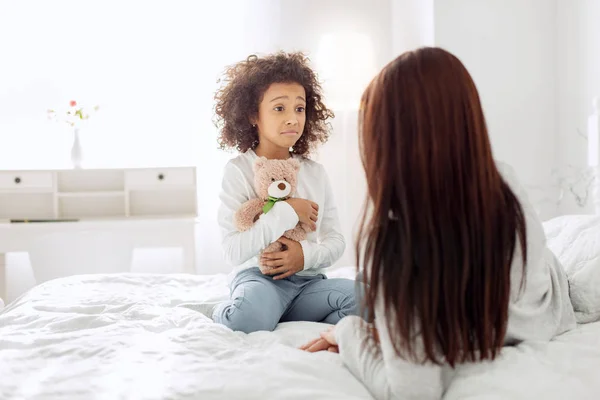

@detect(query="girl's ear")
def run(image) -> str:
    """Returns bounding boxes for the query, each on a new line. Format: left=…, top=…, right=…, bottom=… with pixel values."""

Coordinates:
left=249, top=114, right=257, bottom=127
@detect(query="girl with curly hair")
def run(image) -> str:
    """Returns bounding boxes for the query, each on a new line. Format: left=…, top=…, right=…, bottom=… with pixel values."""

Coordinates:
left=202, top=51, right=362, bottom=333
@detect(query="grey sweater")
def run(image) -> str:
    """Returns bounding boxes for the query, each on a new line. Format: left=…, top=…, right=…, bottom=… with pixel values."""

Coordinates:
left=335, top=163, right=577, bottom=399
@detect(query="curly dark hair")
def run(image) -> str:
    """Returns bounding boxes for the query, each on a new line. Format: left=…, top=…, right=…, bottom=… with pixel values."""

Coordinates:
left=214, top=51, right=334, bottom=157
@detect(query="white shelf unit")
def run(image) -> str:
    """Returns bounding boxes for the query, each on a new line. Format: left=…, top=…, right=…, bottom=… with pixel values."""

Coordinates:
left=0, top=167, right=198, bottom=221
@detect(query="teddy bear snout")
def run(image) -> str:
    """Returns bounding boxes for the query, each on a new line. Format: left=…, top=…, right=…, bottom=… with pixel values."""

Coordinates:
left=267, top=180, right=292, bottom=199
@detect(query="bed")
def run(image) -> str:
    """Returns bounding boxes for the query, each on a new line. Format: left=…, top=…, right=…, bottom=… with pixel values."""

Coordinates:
left=1, top=215, right=600, bottom=399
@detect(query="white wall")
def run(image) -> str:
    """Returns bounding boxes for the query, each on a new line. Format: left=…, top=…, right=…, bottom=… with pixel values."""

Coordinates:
left=266, top=0, right=435, bottom=267
left=434, top=0, right=559, bottom=220
left=391, top=0, right=435, bottom=53
left=556, top=0, right=600, bottom=214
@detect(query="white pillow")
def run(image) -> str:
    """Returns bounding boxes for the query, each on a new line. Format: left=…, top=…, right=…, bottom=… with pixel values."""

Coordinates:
left=543, top=215, right=600, bottom=323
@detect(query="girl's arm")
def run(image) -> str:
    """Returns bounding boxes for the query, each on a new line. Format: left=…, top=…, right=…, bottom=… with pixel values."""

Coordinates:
left=300, top=165, right=346, bottom=270
left=335, top=304, right=443, bottom=400
left=218, top=161, right=300, bottom=266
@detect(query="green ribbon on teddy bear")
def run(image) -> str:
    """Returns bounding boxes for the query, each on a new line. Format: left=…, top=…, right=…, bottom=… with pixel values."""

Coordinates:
left=263, top=196, right=285, bottom=214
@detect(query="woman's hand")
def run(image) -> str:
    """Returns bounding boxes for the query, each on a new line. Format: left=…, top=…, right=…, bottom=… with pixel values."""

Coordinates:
left=285, top=198, right=319, bottom=231
left=299, top=326, right=339, bottom=353
left=260, top=237, right=304, bottom=280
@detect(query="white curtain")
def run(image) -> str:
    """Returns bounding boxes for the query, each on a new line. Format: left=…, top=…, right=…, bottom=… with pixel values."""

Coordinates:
left=0, top=0, right=433, bottom=274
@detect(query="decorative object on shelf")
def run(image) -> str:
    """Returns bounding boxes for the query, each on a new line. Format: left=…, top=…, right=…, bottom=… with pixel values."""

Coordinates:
left=47, top=100, right=100, bottom=169
left=70, top=128, right=83, bottom=169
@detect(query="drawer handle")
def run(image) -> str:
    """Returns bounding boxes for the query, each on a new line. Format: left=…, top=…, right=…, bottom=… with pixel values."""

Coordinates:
left=14, top=176, right=21, bottom=184
left=157, top=173, right=165, bottom=181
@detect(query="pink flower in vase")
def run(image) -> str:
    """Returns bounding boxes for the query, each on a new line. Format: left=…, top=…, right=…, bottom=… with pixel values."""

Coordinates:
left=47, top=100, right=99, bottom=129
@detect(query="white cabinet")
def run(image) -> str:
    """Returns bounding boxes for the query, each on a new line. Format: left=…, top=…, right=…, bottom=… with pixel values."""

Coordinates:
left=0, top=171, right=54, bottom=190
left=125, top=168, right=195, bottom=188
left=0, top=166, right=199, bottom=301
left=0, top=167, right=198, bottom=221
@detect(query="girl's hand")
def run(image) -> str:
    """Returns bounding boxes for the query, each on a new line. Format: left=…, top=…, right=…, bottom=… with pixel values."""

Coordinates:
left=299, top=326, right=338, bottom=353
left=261, top=237, right=304, bottom=280
left=285, top=198, right=319, bottom=231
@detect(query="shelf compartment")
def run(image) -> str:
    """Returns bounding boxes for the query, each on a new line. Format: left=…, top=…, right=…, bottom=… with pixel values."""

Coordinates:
left=129, top=189, right=196, bottom=217
left=58, top=193, right=126, bottom=219
left=0, top=193, right=55, bottom=219
left=57, top=170, right=125, bottom=193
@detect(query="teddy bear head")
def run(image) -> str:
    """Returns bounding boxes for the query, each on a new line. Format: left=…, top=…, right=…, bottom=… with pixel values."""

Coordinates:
left=253, top=156, right=301, bottom=200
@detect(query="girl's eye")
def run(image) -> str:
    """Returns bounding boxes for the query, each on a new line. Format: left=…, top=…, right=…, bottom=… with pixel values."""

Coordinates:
left=274, top=106, right=284, bottom=112
left=296, top=106, right=305, bottom=113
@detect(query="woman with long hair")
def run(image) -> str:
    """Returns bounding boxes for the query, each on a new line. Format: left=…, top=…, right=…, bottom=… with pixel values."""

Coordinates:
left=301, top=47, right=576, bottom=399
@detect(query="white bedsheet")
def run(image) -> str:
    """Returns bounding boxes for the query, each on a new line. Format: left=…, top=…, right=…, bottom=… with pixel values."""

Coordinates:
left=0, top=269, right=372, bottom=400
left=445, top=321, right=600, bottom=399
left=1, top=268, right=599, bottom=400
left=3, top=210, right=600, bottom=400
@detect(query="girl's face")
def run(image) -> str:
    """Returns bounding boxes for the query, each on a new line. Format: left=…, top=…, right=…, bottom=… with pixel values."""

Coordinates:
left=252, top=82, right=306, bottom=151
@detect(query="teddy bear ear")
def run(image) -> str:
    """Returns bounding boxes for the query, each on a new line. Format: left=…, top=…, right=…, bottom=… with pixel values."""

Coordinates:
left=287, top=158, right=301, bottom=171
left=254, top=157, right=268, bottom=172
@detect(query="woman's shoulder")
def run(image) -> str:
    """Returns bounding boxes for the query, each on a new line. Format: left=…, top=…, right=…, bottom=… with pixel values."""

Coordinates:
left=495, top=161, right=530, bottom=204
left=495, top=160, right=542, bottom=224
left=495, top=161, right=519, bottom=185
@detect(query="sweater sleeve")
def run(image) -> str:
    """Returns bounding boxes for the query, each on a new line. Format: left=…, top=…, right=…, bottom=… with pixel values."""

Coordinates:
left=218, top=161, right=300, bottom=266
left=335, top=307, right=443, bottom=400
left=299, top=165, right=346, bottom=270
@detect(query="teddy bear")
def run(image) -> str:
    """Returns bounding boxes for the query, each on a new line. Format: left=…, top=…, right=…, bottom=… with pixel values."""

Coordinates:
left=234, top=156, right=311, bottom=257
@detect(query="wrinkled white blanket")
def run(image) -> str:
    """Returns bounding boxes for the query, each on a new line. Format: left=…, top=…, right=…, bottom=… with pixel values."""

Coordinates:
left=1, top=269, right=599, bottom=400
left=1, top=213, right=600, bottom=399
left=0, top=270, right=373, bottom=400
left=543, top=214, right=600, bottom=323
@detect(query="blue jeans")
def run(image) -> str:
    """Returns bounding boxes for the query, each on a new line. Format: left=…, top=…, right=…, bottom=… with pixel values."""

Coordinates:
left=213, top=267, right=364, bottom=333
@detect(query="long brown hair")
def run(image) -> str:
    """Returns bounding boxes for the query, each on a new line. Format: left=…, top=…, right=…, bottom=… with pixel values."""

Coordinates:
left=357, top=47, right=528, bottom=367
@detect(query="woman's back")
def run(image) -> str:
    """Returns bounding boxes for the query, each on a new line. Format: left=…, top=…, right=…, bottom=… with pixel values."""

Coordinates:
left=355, top=46, right=554, bottom=366
left=304, top=47, right=577, bottom=400
left=331, top=161, right=575, bottom=399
